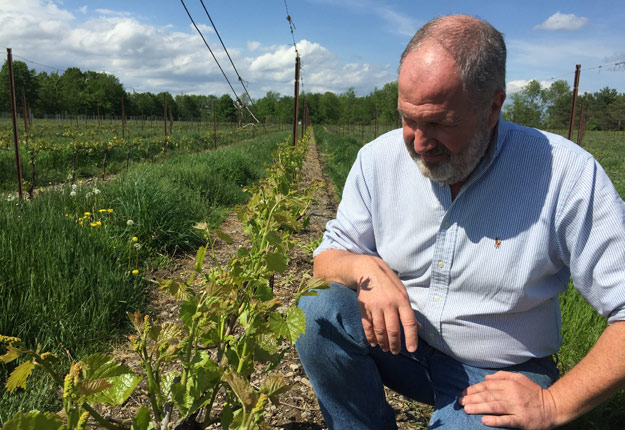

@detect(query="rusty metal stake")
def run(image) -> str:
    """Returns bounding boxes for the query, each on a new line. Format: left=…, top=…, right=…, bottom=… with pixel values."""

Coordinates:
left=7, top=48, right=23, bottom=199
left=292, top=55, right=300, bottom=146
left=568, top=64, right=581, bottom=141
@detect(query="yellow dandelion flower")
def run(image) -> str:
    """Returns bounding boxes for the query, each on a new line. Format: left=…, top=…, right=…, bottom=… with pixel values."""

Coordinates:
left=132, top=236, right=138, bottom=242
left=96, top=221, right=102, bottom=226
left=84, top=212, right=91, bottom=216
left=90, top=222, right=97, bottom=227
left=99, top=209, right=107, bottom=213
left=132, top=269, right=139, bottom=275
left=107, top=208, right=113, bottom=213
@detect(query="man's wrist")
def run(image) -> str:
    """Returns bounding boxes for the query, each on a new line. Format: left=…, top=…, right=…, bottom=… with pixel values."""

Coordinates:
left=544, top=386, right=571, bottom=428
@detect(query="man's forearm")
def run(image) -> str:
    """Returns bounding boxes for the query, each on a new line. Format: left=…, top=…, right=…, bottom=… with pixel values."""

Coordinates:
left=313, top=249, right=379, bottom=290
left=548, top=320, right=625, bottom=426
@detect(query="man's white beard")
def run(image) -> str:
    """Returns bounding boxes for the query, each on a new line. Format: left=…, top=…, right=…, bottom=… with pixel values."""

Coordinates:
left=405, top=114, right=492, bottom=185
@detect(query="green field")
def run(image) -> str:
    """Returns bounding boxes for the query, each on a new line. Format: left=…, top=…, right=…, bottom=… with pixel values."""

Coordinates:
left=0, top=128, right=287, bottom=423
left=0, top=123, right=623, bottom=428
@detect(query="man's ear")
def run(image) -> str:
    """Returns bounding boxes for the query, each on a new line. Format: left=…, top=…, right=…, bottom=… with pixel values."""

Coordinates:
left=488, top=90, right=506, bottom=129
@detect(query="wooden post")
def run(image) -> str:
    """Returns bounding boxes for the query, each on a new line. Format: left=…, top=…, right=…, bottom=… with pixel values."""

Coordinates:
left=7, top=49, right=23, bottom=199
left=567, top=64, right=581, bottom=141
left=292, top=55, right=300, bottom=146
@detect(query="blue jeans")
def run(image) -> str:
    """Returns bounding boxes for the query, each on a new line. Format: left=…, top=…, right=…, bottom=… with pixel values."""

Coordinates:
left=295, top=283, right=559, bottom=430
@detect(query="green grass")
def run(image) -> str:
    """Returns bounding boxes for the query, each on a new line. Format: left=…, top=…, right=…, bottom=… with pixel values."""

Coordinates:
left=0, top=130, right=287, bottom=423
left=317, top=126, right=625, bottom=430
left=313, top=125, right=363, bottom=196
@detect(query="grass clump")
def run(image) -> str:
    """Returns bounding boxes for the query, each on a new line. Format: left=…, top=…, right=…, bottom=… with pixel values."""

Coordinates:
left=0, top=131, right=285, bottom=423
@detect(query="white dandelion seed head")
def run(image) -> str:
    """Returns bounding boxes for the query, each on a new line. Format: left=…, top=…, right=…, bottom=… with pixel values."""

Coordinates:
left=70, top=191, right=77, bottom=197
left=127, top=219, right=134, bottom=226
left=134, top=243, right=142, bottom=250
left=93, top=188, right=100, bottom=195
left=72, top=184, right=77, bottom=190
left=85, top=192, right=93, bottom=198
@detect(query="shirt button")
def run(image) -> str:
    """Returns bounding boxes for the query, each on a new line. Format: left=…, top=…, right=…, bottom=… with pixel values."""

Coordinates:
left=437, top=261, right=444, bottom=268
left=433, top=295, right=440, bottom=302
left=444, top=221, right=451, bottom=228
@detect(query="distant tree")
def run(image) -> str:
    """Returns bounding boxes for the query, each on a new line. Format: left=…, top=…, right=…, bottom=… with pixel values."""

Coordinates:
left=59, top=67, right=86, bottom=115
left=217, top=94, right=237, bottom=122
left=129, top=91, right=159, bottom=117
left=371, top=81, right=399, bottom=125
left=176, top=94, right=206, bottom=119
left=34, top=71, right=62, bottom=116
left=542, top=80, right=571, bottom=130
left=0, top=60, right=39, bottom=112
left=253, top=91, right=281, bottom=123
left=275, top=95, right=294, bottom=123
left=586, top=86, right=619, bottom=130
left=83, top=71, right=126, bottom=116
left=608, top=93, right=625, bottom=130
left=157, top=92, right=179, bottom=119
left=319, top=91, right=340, bottom=123
left=339, top=88, right=357, bottom=124
left=304, top=92, right=322, bottom=124
left=503, top=80, right=544, bottom=127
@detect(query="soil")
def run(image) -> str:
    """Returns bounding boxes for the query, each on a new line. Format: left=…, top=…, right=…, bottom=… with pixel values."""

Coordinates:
left=98, top=133, right=433, bottom=429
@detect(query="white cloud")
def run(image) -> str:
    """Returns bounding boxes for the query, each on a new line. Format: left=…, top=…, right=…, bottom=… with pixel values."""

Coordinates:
left=79, top=6, right=88, bottom=14
left=534, top=12, right=588, bottom=31
left=247, top=41, right=262, bottom=52
left=506, top=80, right=553, bottom=94
left=0, top=0, right=395, bottom=98
left=195, top=23, right=213, bottom=34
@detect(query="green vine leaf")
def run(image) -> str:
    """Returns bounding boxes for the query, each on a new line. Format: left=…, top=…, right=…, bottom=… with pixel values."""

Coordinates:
left=1, top=410, right=63, bottom=430
left=224, top=371, right=258, bottom=413
left=0, top=345, right=22, bottom=364
left=79, top=354, right=142, bottom=405
left=265, top=252, right=287, bottom=274
left=6, top=361, right=36, bottom=393
left=194, top=246, right=206, bottom=272
left=131, top=406, right=154, bottom=430
left=261, top=375, right=292, bottom=405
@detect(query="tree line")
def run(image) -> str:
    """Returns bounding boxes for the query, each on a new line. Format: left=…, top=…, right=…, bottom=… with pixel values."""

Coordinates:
left=1, top=60, right=623, bottom=130
left=503, top=79, right=625, bottom=131
left=0, top=60, right=401, bottom=126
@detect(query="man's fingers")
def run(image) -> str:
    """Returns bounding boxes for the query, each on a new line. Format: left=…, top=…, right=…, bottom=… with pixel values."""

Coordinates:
left=372, top=311, right=389, bottom=351
left=398, top=305, right=419, bottom=352
left=384, top=312, right=402, bottom=354
left=361, top=315, right=377, bottom=347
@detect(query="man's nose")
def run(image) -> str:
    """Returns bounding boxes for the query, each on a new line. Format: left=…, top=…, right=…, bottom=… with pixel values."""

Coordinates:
left=409, top=125, right=437, bottom=154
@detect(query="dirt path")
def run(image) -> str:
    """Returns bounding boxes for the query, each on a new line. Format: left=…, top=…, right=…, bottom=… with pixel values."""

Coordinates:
left=102, top=132, right=431, bottom=429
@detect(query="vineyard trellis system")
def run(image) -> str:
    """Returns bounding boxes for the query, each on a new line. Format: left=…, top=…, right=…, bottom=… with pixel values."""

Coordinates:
left=0, top=118, right=290, bottom=197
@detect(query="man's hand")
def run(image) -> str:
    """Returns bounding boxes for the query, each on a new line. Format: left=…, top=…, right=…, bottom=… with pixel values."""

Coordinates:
left=355, top=256, right=419, bottom=354
left=459, top=371, right=558, bottom=429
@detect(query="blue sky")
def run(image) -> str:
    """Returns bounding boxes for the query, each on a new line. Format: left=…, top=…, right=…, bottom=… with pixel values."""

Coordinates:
left=1, top=0, right=624, bottom=100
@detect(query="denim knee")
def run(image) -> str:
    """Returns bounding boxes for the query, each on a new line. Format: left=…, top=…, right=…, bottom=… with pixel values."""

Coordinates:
left=296, top=283, right=369, bottom=363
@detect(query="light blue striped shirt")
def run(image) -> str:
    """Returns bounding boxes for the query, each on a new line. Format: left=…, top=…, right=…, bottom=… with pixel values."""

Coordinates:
left=315, top=118, right=625, bottom=368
